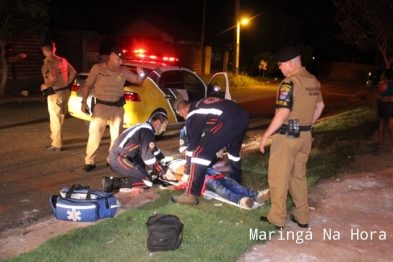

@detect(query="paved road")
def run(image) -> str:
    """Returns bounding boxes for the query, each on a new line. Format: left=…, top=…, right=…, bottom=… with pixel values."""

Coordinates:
left=0, top=81, right=366, bottom=234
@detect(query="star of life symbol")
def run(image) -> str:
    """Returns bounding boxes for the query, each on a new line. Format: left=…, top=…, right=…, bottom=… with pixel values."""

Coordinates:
left=67, top=208, right=82, bottom=221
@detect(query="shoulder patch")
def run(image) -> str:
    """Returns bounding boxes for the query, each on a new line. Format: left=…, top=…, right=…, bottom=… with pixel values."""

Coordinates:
left=149, top=142, right=155, bottom=149
left=276, top=81, right=294, bottom=109
left=278, top=82, right=293, bottom=101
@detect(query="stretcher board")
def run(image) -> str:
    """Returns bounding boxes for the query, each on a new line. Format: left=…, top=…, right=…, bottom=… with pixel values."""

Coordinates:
left=158, top=178, right=264, bottom=210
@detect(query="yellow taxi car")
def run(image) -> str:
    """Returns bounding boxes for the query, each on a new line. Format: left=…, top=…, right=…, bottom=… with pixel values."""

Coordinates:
left=68, top=55, right=231, bottom=137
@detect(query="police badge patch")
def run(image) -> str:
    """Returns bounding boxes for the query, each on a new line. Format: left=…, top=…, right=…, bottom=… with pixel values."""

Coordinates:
left=276, top=81, right=294, bottom=109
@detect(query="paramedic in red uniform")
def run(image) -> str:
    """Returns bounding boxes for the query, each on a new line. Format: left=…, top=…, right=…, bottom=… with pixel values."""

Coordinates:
left=41, top=39, right=76, bottom=151
left=80, top=47, right=143, bottom=172
left=259, top=46, right=324, bottom=230
left=102, top=112, right=168, bottom=192
left=172, top=98, right=249, bottom=205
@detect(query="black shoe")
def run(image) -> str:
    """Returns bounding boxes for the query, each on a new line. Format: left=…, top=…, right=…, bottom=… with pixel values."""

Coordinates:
left=82, top=164, right=96, bottom=172
left=259, top=216, right=284, bottom=230
left=102, top=176, right=114, bottom=192
left=46, top=145, right=63, bottom=151
left=289, top=214, right=308, bottom=228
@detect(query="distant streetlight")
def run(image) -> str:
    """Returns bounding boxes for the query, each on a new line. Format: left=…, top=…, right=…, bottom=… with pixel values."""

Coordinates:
left=235, top=18, right=249, bottom=75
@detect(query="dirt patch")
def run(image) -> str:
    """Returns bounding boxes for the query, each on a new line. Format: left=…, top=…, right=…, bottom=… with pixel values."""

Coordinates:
left=239, top=135, right=393, bottom=261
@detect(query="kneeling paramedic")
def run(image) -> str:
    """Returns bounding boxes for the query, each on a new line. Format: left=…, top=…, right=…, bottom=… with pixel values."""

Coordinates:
left=102, top=112, right=168, bottom=192
left=172, top=98, right=249, bottom=205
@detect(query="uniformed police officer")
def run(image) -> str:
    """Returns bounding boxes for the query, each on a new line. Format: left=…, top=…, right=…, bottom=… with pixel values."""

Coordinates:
left=81, top=47, right=143, bottom=172
left=259, top=46, right=325, bottom=229
left=172, top=98, right=249, bottom=205
left=102, top=112, right=168, bottom=192
left=41, top=39, right=76, bottom=151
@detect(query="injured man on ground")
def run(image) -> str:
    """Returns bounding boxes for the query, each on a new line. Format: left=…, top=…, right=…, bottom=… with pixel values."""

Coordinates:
left=159, top=159, right=270, bottom=209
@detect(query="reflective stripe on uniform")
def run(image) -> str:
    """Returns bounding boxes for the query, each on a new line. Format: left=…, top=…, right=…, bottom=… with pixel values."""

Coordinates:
left=227, top=153, right=241, bottom=162
left=187, top=108, right=223, bottom=118
left=144, top=157, right=156, bottom=165
left=154, top=149, right=161, bottom=156
left=191, top=157, right=211, bottom=166
left=119, top=124, right=153, bottom=147
left=186, top=150, right=193, bottom=157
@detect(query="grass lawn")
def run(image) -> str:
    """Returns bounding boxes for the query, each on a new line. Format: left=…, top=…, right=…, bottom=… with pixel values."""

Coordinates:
left=5, top=107, right=379, bottom=262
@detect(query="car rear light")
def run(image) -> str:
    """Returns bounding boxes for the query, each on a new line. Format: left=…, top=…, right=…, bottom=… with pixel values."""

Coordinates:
left=71, top=84, right=80, bottom=92
left=124, top=91, right=141, bottom=102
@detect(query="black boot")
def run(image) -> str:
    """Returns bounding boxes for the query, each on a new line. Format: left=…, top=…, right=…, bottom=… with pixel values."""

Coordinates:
left=113, top=177, right=132, bottom=190
left=102, top=176, right=115, bottom=192
left=102, top=176, right=132, bottom=192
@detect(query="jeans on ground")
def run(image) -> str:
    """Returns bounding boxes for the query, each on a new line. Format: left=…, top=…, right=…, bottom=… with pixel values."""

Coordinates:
left=206, top=176, right=258, bottom=204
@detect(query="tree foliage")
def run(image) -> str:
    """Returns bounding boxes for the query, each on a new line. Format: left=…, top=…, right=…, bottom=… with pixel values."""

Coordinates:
left=332, top=0, right=393, bottom=68
left=0, top=0, right=52, bottom=95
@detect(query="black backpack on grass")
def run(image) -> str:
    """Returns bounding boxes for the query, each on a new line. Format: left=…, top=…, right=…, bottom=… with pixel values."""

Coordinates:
left=146, top=214, right=183, bottom=252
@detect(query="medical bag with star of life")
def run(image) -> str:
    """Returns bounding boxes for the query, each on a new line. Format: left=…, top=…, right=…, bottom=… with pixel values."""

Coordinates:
left=49, top=184, right=118, bottom=222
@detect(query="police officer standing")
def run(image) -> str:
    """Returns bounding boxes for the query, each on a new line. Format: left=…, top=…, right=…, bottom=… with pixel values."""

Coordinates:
left=41, top=39, right=76, bottom=151
left=172, top=98, right=249, bottom=205
left=259, top=46, right=324, bottom=229
left=102, top=112, right=168, bottom=192
left=81, top=47, right=143, bottom=172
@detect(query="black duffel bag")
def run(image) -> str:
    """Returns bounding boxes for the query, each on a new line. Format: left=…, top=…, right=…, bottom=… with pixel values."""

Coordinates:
left=146, top=213, right=183, bottom=252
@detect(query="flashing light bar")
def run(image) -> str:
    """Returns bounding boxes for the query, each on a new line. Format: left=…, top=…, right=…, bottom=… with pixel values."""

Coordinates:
left=129, top=49, right=178, bottom=63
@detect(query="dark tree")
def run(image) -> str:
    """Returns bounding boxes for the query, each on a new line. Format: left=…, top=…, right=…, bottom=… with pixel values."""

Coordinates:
left=332, top=0, right=393, bottom=68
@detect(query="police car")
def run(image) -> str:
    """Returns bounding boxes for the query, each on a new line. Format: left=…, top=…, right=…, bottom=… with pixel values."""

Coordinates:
left=67, top=50, right=231, bottom=137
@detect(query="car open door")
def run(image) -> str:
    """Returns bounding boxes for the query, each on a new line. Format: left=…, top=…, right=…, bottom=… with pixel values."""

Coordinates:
left=206, top=72, right=231, bottom=100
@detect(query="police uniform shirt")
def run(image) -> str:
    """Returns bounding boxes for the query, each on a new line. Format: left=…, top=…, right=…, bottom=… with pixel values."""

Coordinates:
left=275, top=67, right=323, bottom=125
left=85, top=62, right=140, bottom=102
left=111, top=122, right=165, bottom=173
left=41, top=57, right=74, bottom=89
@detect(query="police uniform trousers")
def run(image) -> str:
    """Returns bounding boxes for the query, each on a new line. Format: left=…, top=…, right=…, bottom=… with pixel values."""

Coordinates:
left=267, top=131, right=312, bottom=227
left=108, top=151, right=153, bottom=188
left=187, top=113, right=249, bottom=196
left=47, top=89, right=70, bottom=148
left=85, top=104, right=124, bottom=165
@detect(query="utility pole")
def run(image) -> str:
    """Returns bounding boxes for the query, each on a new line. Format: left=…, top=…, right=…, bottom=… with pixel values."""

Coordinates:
left=201, top=0, right=206, bottom=75
left=233, top=0, right=239, bottom=74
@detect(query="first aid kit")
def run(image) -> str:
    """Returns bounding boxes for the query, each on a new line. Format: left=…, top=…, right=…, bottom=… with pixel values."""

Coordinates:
left=50, top=184, right=118, bottom=222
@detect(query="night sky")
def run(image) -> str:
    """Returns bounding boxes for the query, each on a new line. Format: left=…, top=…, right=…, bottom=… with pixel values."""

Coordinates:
left=50, top=0, right=358, bottom=64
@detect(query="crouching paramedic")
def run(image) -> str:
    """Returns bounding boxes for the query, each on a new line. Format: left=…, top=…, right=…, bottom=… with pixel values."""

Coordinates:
left=172, top=98, right=249, bottom=205
left=102, top=112, right=168, bottom=192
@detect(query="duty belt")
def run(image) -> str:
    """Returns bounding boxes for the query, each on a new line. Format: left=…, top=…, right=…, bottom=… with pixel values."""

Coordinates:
left=54, top=86, right=69, bottom=92
left=95, top=98, right=123, bottom=107
left=275, top=124, right=313, bottom=135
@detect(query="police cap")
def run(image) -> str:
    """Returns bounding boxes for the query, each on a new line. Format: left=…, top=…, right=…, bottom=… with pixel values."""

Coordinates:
left=111, top=47, right=126, bottom=60
left=277, top=46, right=300, bottom=62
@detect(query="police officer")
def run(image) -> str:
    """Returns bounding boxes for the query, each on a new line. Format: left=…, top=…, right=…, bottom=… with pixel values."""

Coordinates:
left=172, top=98, right=249, bottom=205
left=102, top=112, right=168, bottom=192
left=259, top=46, right=325, bottom=229
left=81, top=47, right=143, bottom=172
left=41, top=39, right=76, bottom=151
